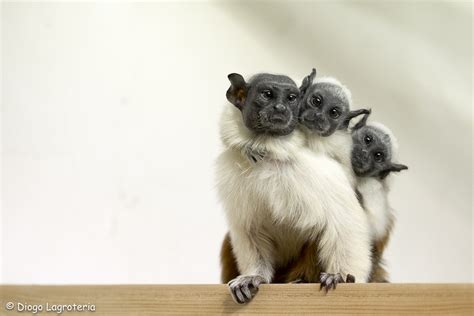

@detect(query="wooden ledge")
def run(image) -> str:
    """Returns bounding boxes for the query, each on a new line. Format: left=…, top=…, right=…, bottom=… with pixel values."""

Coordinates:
left=1, top=284, right=473, bottom=315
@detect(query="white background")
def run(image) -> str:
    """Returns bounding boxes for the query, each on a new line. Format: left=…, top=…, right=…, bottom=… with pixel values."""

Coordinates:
left=2, top=1, right=472, bottom=284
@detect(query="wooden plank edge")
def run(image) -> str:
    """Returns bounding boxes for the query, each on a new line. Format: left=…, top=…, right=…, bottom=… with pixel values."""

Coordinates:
left=1, top=284, right=473, bottom=315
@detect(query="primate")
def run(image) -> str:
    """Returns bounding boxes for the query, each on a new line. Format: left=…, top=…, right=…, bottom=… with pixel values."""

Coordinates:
left=216, top=72, right=371, bottom=304
left=298, top=68, right=370, bottom=187
left=350, top=114, right=408, bottom=281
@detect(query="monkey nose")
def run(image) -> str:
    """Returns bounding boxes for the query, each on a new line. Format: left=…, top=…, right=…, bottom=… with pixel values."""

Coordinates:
left=359, top=150, right=370, bottom=161
left=273, top=104, right=286, bottom=112
left=315, top=113, right=325, bottom=120
left=304, top=112, right=316, bottom=121
left=314, top=114, right=326, bottom=126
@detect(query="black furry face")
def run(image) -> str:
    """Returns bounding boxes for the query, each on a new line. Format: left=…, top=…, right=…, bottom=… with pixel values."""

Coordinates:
left=228, top=73, right=300, bottom=136
left=351, top=126, right=393, bottom=177
left=299, top=82, right=350, bottom=136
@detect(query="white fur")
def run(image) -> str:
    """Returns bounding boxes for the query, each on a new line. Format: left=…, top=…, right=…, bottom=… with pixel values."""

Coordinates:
left=216, top=105, right=372, bottom=282
left=357, top=177, right=394, bottom=241
left=356, top=122, right=399, bottom=242
left=303, top=128, right=357, bottom=188
left=314, top=77, right=352, bottom=106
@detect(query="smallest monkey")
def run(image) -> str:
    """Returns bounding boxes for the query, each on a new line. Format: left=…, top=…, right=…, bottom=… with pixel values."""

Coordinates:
left=351, top=113, right=408, bottom=282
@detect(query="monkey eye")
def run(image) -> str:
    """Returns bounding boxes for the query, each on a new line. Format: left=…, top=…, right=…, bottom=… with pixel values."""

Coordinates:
left=311, top=94, right=323, bottom=107
left=261, top=89, right=273, bottom=100
left=287, top=94, right=297, bottom=102
left=364, top=135, right=373, bottom=145
left=374, top=151, right=385, bottom=162
left=329, top=107, right=340, bottom=119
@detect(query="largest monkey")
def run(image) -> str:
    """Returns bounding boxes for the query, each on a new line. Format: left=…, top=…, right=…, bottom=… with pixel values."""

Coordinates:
left=215, top=72, right=371, bottom=304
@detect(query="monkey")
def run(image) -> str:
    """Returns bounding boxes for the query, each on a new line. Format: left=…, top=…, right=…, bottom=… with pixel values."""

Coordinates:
left=220, top=69, right=371, bottom=287
left=216, top=72, right=372, bottom=304
left=298, top=68, right=370, bottom=188
left=276, top=113, right=409, bottom=283
left=350, top=113, right=408, bottom=282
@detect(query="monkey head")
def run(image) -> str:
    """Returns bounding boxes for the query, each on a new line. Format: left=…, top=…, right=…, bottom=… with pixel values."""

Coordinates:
left=351, top=114, right=408, bottom=179
left=299, top=69, right=369, bottom=136
left=226, top=73, right=300, bottom=136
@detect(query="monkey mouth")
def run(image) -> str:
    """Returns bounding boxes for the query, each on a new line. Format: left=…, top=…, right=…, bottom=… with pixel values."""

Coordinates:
left=301, top=119, right=331, bottom=135
left=299, top=112, right=329, bottom=135
left=255, top=111, right=295, bottom=135
left=315, top=126, right=332, bottom=136
left=269, top=114, right=289, bottom=124
left=258, top=114, right=295, bottom=136
left=353, top=167, right=370, bottom=177
left=352, top=159, right=370, bottom=176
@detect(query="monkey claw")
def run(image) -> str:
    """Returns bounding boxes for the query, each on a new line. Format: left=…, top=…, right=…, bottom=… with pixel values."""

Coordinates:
left=228, top=275, right=266, bottom=304
left=319, top=272, right=355, bottom=292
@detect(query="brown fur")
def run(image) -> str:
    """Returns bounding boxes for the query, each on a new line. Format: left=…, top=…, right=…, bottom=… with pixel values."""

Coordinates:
left=220, top=216, right=394, bottom=283
left=220, top=232, right=324, bottom=284
left=220, top=233, right=240, bottom=283
left=279, top=239, right=322, bottom=283
left=367, top=215, right=395, bottom=282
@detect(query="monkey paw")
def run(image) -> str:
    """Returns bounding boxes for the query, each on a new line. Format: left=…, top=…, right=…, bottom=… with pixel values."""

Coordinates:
left=346, top=274, right=355, bottom=283
left=319, top=272, right=355, bottom=292
left=244, top=148, right=266, bottom=163
left=228, top=275, right=266, bottom=304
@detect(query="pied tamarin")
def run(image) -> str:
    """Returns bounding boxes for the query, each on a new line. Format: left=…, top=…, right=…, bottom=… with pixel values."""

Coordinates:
left=349, top=113, right=408, bottom=281
left=215, top=72, right=371, bottom=304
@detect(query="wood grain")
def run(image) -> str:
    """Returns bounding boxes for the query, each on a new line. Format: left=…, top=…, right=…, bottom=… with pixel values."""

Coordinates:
left=1, top=284, right=473, bottom=315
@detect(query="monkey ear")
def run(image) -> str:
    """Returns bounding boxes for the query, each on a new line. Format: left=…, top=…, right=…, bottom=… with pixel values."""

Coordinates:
left=352, top=110, right=371, bottom=130
left=299, top=68, right=316, bottom=96
left=226, top=73, right=248, bottom=110
left=379, top=163, right=408, bottom=179
left=340, top=108, right=371, bottom=129
left=390, top=163, right=408, bottom=172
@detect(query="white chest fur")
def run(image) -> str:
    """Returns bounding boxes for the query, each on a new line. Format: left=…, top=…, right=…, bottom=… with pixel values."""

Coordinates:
left=215, top=106, right=371, bottom=282
left=304, top=129, right=356, bottom=188
left=357, top=177, right=393, bottom=241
